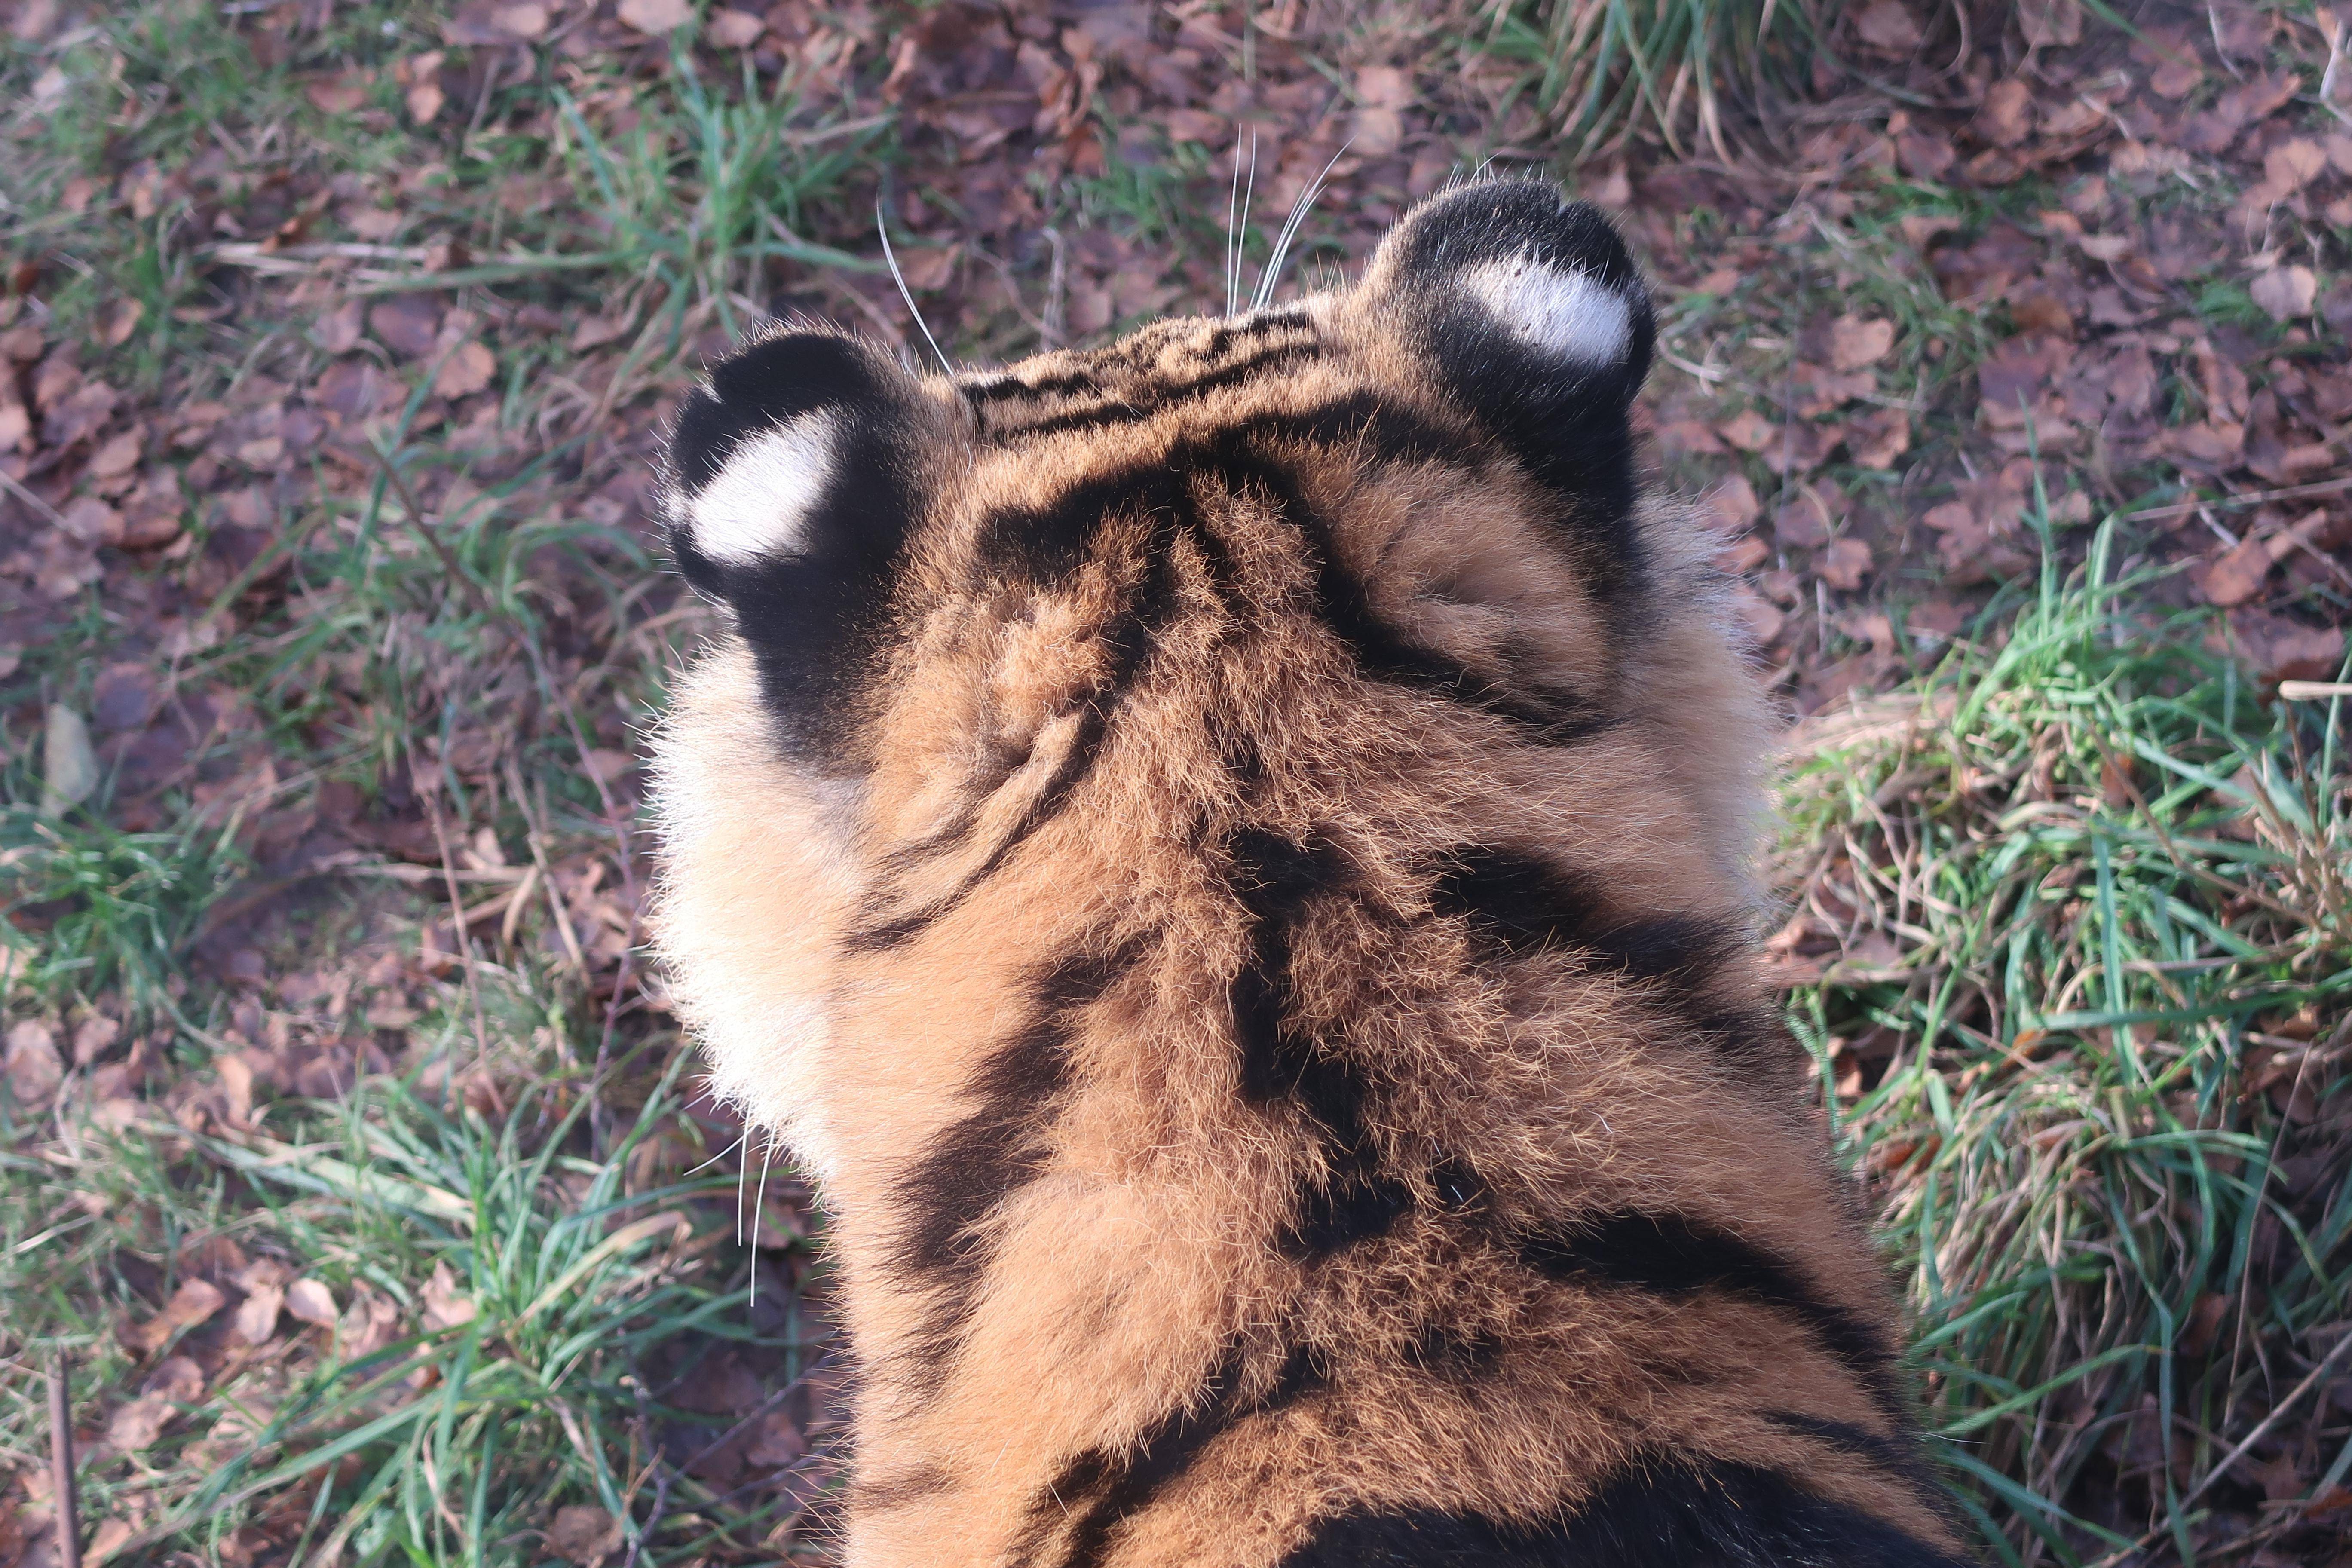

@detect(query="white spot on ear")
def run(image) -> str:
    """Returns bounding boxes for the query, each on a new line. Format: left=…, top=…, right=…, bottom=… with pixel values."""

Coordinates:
left=1462, top=257, right=1632, bottom=367
left=685, top=411, right=839, bottom=567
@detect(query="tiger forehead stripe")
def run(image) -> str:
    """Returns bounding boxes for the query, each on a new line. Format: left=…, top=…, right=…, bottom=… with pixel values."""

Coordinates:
left=959, top=316, right=1326, bottom=439
left=651, top=178, right=1968, bottom=1568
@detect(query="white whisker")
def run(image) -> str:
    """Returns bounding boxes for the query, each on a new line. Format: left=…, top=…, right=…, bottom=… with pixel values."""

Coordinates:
left=1225, top=132, right=1243, bottom=317
left=1225, top=126, right=1259, bottom=318
left=688, top=1129, right=744, bottom=1179
left=1254, top=141, right=1349, bottom=311
left=748, top=1128, right=778, bottom=1309
left=735, top=1129, right=751, bottom=1246
left=877, top=204, right=952, bottom=373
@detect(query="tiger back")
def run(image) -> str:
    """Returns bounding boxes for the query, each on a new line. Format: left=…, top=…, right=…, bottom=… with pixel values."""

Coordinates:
left=649, top=179, right=1970, bottom=1567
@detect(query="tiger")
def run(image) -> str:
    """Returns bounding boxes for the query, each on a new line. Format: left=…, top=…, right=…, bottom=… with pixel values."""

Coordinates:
left=648, top=178, right=1969, bottom=1567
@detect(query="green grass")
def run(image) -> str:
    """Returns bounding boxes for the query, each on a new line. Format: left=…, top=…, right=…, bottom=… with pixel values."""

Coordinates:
left=4, top=8, right=854, bottom=1557
left=1783, top=508, right=2350, bottom=1563
left=0, top=809, right=248, bottom=1020
left=1479, top=0, right=1839, bottom=163
left=7, top=1044, right=827, bottom=1565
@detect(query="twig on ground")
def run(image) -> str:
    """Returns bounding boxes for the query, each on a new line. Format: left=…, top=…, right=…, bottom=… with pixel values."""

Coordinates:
left=415, top=750, right=500, bottom=1095
left=368, top=443, right=500, bottom=622
left=47, top=1351, right=80, bottom=1568
left=2123, top=472, right=2352, bottom=521
left=2089, top=1332, right=2352, bottom=1567
left=0, top=466, right=72, bottom=531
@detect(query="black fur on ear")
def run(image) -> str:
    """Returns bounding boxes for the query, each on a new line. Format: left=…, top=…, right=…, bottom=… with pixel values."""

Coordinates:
left=661, top=326, right=946, bottom=753
left=1354, top=179, right=1657, bottom=576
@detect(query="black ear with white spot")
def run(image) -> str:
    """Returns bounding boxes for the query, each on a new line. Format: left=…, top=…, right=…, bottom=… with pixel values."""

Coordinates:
left=1358, top=180, right=1656, bottom=546
left=662, top=328, right=943, bottom=752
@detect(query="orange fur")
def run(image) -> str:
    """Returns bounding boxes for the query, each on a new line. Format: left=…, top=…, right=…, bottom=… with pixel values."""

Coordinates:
left=652, top=182, right=1964, bottom=1567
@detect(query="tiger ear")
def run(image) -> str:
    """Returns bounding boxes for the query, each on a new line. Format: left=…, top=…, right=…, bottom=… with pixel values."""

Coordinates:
left=661, top=327, right=948, bottom=751
left=1354, top=180, right=1654, bottom=499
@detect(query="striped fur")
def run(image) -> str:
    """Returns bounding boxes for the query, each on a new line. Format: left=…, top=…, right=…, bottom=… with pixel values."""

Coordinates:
left=649, top=181, right=1969, bottom=1567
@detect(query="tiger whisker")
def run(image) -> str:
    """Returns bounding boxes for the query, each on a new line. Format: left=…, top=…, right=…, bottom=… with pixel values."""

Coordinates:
left=1254, top=141, right=1349, bottom=312
left=747, top=1128, right=779, bottom=1308
left=690, top=1130, right=747, bottom=1182
left=877, top=203, right=953, bottom=373
left=1225, top=126, right=1259, bottom=318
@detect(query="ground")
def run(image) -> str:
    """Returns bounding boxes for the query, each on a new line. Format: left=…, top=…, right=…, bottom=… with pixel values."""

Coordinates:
left=0, top=0, right=2346, bottom=1565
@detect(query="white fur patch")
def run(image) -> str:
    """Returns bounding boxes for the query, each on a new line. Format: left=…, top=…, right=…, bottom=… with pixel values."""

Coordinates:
left=684, top=412, right=839, bottom=567
left=1462, top=257, right=1632, bottom=366
left=648, top=646, right=866, bottom=1190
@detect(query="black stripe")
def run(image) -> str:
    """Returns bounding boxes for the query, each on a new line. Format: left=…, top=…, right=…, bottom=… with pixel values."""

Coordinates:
left=891, top=944, right=1139, bottom=1379
left=1224, top=827, right=1412, bottom=1259
left=845, top=706, right=1112, bottom=951
left=1403, top=1323, right=1507, bottom=1378
left=844, top=521, right=1191, bottom=952
left=967, top=393, right=1611, bottom=744
left=1430, top=848, right=1742, bottom=979
left=1041, top=1342, right=1329, bottom=1568
left=995, top=343, right=1323, bottom=440
left=1763, top=1411, right=1949, bottom=1510
left=968, top=392, right=1462, bottom=586
left=1193, top=307, right=1310, bottom=359
left=853, top=1463, right=956, bottom=1512
left=1429, top=847, right=1782, bottom=1064
left=1276, top=1452, right=1968, bottom=1567
left=961, top=366, right=1106, bottom=404
left=1516, top=1212, right=1904, bottom=1422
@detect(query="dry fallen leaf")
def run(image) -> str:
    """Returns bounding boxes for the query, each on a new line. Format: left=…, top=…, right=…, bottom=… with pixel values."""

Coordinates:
left=147, top=1356, right=204, bottom=1404
left=339, top=1289, right=404, bottom=1358
left=583, top=748, right=637, bottom=785
left=107, top=1396, right=173, bottom=1454
left=312, top=300, right=364, bottom=355
left=1716, top=410, right=1779, bottom=453
left=617, top=0, right=694, bottom=32
left=129, top=1278, right=227, bottom=1356
left=42, top=704, right=100, bottom=818
left=422, top=1261, right=477, bottom=1331
left=5, top=1019, right=62, bottom=1107
left=399, top=53, right=445, bottom=124
left=433, top=341, right=496, bottom=401
left=285, top=1278, right=338, bottom=1327
left=1774, top=495, right=1832, bottom=551
left=1701, top=475, right=1759, bottom=533
left=1826, top=314, right=1896, bottom=371
left=708, top=7, right=766, bottom=46
left=2249, top=266, right=2317, bottom=322
left=305, top=72, right=369, bottom=115
left=2264, top=138, right=2328, bottom=195
left=2226, top=607, right=2347, bottom=685
left=547, top=1505, right=624, bottom=1567
left=369, top=295, right=443, bottom=360
left=1845, top=408, right=1911, bottom=470
left=99, top=298, right=144, bottom=348
left=234, top=1279, right=286, bottom=1344
left=2199, top=536, right=2277, bottom=606
left=1974, top=79, right=2034, bottom=148
left=1817, top=537, right=1874, bottom=591
left=1851, top=0, right=1923, bottom=54
left=492, top=2, right=549, bottom=37
left=90, top=428, right=143, bottom=478
left=87, top=1518, right=135, bottom=1564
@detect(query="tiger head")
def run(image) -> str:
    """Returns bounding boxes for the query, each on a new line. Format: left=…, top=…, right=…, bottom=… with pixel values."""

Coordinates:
left=649, top=178, right=1769, bottom=1191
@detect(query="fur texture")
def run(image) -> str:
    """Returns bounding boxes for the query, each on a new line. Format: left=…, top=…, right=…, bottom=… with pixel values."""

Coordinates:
left=649, top=180, right=1967, bottom=1568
